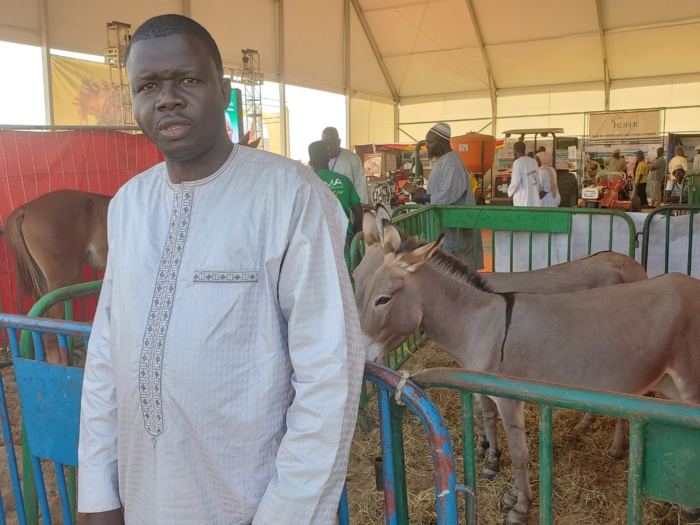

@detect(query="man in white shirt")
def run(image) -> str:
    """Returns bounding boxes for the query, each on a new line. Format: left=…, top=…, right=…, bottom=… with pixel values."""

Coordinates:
left=78, top=15, right=364, bottom=525
left=668, top=147, right=689, bottom=176
left=508, top=141, right=542, bottom=207
left=692, top=145, right=700, bottom=174
left=322, top=127, right=367, bottom=204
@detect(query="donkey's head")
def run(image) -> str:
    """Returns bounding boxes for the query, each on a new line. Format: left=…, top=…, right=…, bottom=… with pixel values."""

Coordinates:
left=355, top=224, right=443, bottom=361
left=353, top=204, right=394, bottom=293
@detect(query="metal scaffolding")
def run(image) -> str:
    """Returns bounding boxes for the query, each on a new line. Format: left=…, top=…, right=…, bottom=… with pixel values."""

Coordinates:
left=104, top=21, right=134, bottom=126
left=233, top=49, right=264, bottom=144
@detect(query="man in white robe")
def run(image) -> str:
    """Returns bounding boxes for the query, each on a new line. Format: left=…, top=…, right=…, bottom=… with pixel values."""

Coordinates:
left=322, top=127, right=368, bottom=204
left=78, top=15, right=364, bottom=525
left=508, top=141, right=542, bottom=207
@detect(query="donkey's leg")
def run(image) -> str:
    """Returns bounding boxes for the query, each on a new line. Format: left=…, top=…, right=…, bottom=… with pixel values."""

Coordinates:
left=473, top=394, right=489, bottom=459
left=494, top=398, right=532, bottom=525
left=479, top=394, right=502, bottom=479
left=608, top=418, right=627, bottom=460
left=573, top=412, right=597, bottom=432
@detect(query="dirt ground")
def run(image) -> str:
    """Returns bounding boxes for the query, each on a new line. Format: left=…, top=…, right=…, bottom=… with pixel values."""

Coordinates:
left=346, top=341, right=694, bottom=525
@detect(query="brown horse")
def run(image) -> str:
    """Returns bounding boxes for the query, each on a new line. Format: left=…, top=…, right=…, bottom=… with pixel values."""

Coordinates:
left=356, top=206, right=649, bottom=464
left=355, top=228, right=700, bottom=524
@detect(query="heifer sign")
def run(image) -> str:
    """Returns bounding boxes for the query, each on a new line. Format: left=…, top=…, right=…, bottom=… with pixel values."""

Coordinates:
left=588, top=110, right=660, bottom=141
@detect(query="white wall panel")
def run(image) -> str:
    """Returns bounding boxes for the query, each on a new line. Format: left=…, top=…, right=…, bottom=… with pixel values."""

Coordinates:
left=350, top=93, right=395, bottom=149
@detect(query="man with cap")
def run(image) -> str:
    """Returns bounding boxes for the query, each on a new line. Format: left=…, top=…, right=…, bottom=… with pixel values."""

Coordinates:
left=634, top=150, right=649, bottom=208
left=606, top=149, right=627, bottom=173
left=321, top=127, right=367, bottom=204
left=692, top=145, right=700, bottom=174
left=648, top=147, right=666, bottom=207
left=665, top=166, right=688, bottom=204
left=410, top=122, right=483, bottom=269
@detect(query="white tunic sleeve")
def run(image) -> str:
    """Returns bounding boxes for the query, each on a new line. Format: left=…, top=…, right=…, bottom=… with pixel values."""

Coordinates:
left=78, top=199, right=121, bottom=513
left=253, top=181, right=364, bottom=524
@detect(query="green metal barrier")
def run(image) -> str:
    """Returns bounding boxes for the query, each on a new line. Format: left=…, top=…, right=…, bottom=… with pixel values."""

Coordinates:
left=640, top=204, right=700, bottom=275
left=408, top=367, right=700, bottom=525
left=19, top=280, right=103, bottom=525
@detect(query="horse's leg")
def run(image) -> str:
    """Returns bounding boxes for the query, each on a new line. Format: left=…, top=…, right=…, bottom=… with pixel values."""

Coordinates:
left=493, top=398, right=532, bottom=525
left=479, top=395, right=502, bottom=479
left=41, top=269, right=84, bottom=365
left=608, top=418, right=627, bottom=460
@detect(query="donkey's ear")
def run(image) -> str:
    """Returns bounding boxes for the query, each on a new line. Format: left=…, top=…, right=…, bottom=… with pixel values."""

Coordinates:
left=375, top=204, right=392, bottom=244
left=363, top=210, right=380, bottom=246
left=397, top=234, right=444, bottom=272
left=382, top=220, right=402, bottom=254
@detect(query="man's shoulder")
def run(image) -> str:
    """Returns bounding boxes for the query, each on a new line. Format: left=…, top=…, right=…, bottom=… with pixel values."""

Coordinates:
left=340, top=148, right=362, bottom=162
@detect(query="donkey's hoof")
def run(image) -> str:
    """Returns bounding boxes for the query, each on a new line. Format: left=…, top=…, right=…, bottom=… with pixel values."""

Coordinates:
left=680, top=506, right=700, bottom=522
left=607, top=448, right=625, bottom=461
left=499, top=490, right=518, bottom=511
left=505, top=508, right=528, bottom=525
left=480, top=469, right=498, bottom=480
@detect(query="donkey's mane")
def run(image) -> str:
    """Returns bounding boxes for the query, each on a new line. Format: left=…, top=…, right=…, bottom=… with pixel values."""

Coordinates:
left=396, top=237, right=493, bottom=293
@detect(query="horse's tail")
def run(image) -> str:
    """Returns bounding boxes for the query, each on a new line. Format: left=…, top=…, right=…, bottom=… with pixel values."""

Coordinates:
left=4, top=207, right=44, bottom=297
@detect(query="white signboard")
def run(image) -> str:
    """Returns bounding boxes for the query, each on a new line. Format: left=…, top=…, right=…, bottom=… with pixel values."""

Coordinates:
left=588, top=110, right=660, bottom=141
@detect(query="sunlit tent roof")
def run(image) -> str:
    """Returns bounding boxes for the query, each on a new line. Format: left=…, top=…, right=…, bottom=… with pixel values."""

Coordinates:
left=3, top=0, right=700, bottom=147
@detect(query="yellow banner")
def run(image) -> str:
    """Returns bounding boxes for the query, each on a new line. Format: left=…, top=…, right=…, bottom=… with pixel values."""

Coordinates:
left=51, top=55, right=129, bottom=126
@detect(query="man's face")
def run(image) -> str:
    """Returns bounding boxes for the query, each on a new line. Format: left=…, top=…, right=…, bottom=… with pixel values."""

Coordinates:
left=674, top=169, right=685, bottom=182
left=322, top=132, right=342, bottom=158
left=425, top=131, right=442, bottom=158
left=613, top=151, right=620, bottom=158
left=126, top=34, right=231, bottom=163
left=657, top=148, right=664, bottom=157
left=636, top=153, right=644, bottom=162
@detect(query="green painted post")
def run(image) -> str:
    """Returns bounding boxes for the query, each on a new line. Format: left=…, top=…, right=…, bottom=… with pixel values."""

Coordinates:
left=539, top=405, right=553, bottom=525
left=390, top=403, right=409, bottom=524
left=627, top=420, right=645, bottom=525
left=461, top=392, right=477, bottom=523
left=22, top=424, right=38, bottom=525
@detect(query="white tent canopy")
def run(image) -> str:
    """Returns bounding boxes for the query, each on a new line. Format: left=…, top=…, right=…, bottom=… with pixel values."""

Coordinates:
left=3, top=0, right=700, bottom=149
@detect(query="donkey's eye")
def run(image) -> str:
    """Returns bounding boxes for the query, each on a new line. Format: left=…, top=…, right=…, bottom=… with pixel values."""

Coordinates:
left=375, top=296, right=391, bottom=306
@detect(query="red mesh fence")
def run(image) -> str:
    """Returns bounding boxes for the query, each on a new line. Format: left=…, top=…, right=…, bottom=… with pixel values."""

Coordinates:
left=0, top=128, right=163, bottom=318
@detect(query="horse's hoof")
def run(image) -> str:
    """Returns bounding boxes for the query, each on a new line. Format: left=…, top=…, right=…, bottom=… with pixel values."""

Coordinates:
left=607, top=448, right=625, bottom=461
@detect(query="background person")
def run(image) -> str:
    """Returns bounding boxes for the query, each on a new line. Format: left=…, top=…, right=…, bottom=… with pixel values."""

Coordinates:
left=606, top=149, right=627, bottom=172
left=78, top=14, right=364, bottom=525
left=308, top=140, right=363, bottom=250
left=633, top=150, right=649, bottom=208
left=536, top=151, right=560, bottom=207
left=321, top=127, right=367, bottom=204
left=648, top=147, right=666, bottom=207
left=692, top=145, right=700, bottom=173
left=665, top=167, right=688, bottom=204
left=409, top=122, right=483, bottom=269
left=668, top=147, right=689, bottom=176
left=508, top=141, right=542, bottom=207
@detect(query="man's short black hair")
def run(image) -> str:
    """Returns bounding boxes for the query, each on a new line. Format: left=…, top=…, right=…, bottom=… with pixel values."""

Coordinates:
left=125, top=14, right=224, bottom=77
left=309, top=141, right=330, bottom=168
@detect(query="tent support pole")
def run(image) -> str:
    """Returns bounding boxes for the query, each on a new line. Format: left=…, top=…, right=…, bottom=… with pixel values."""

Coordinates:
left=277, top=0, right=288, bottom=156
left=595, top=0, right=611, bottom=111
left=39, top=0, right=53, bottom=125
left=464, top=0, right=497, bottom=135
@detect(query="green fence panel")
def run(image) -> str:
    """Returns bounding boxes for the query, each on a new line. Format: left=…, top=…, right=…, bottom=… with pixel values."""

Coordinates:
left=409, top=367, right=700, bottom=525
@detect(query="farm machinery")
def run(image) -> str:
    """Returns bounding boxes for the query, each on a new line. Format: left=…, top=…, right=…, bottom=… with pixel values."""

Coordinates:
left=581, top=171, right=640, bottom=211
